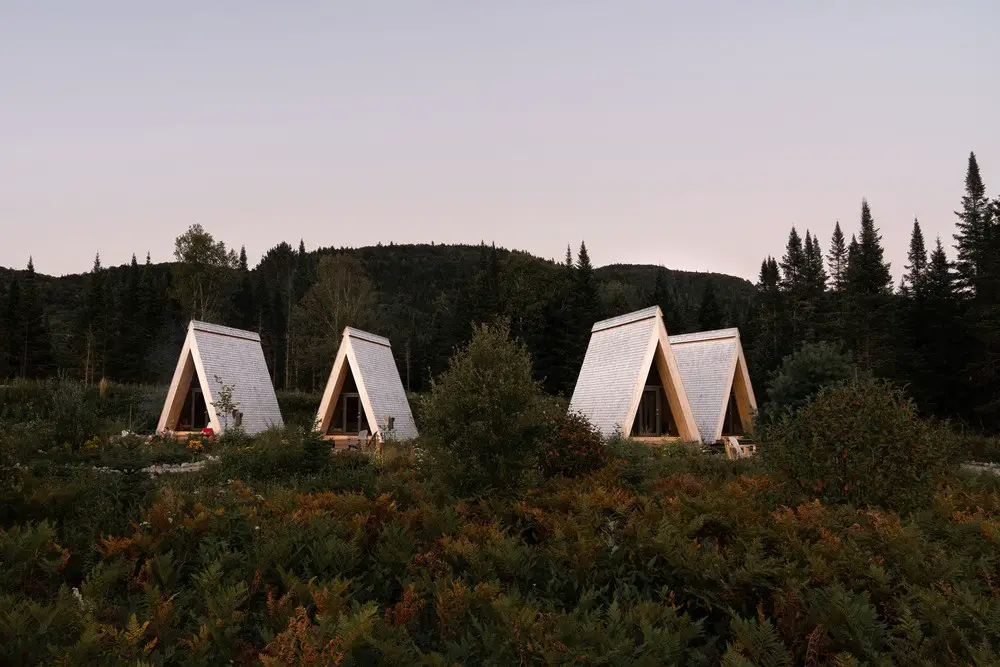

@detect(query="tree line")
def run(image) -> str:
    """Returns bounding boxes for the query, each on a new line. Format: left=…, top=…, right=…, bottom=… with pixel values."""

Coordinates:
left=5, top=151, right=996, bottom=428
left=0, top=230, right=750, bottom=396
left=746, top=151, right=1000, bottom=429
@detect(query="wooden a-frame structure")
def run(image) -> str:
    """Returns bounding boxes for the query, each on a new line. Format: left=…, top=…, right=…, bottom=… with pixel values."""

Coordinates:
left=568, top=306, right=701, bottom=443
left=669, top=328, right=757, bottom=444
left=157, top=321, right=283, bottom=436
left=314, top=327, right=418, bottom=443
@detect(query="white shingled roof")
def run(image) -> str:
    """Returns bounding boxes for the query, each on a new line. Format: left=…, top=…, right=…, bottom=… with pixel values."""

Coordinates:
left=670, top=328, right=757, bottom=444
left=315, top=327, right=418, bottom=440
left=158, top=321, right=284, bottom=435
left=568, top=307, right=701, bottom=443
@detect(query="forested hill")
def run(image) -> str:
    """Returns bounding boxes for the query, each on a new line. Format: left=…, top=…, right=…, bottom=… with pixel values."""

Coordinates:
left=0, top=241, right=754, bottom=395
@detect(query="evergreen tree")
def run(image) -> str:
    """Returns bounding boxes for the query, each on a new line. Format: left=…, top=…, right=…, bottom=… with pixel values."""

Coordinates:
left=15, top=258, right=52, bottom=379
left=827, top=221, right=848, bottom=291
left=698, top=279, right=725, bottom=330
left=293, top=240, right=312, bottom=303
left=902, top=218, right=928, bottom=295
left=534, top=261, right=575, bottom=395
left=918, top=239, right=968, bottom=418
left=844, top=199, right=894, bottom=373
left=953, top=152, right=992, bottom=297
left=111, top=254, right=143, bottom=381
left=802, top=231, right=828, bottom=334
left=138, top=253, right=166, bottom=361
left=558, top=241, right=600, bottom=388
left=82, top=254, right=110, bottom=383
left=233, top=246, right=255, bottom=330
left=778, top=227, right=805, bottom=293
left=748, top=257, right=784, bottom=377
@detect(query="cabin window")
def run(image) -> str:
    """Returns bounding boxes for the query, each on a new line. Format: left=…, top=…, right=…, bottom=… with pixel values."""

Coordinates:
left=177, top=376, right=209, bottom=431
left=722, top=390, right=745, bottom=436
left=630, top=364, right=679, bottom=437
left=327, top=373, right=370, bottom=435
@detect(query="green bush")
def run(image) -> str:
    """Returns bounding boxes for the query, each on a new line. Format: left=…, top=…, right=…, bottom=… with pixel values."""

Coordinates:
left=49, top=381, right=100, bottom=449
left=542, top=411, right=605, bottom=478
left=761, top=341, right=855, bottom=423
left=761, top=377, right=957, bottom=510
left=418, top=322, right=553, bottom=496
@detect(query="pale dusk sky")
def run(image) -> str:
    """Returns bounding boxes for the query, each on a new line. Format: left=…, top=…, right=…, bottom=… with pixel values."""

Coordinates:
left=2, top=1, right=998, bottom=280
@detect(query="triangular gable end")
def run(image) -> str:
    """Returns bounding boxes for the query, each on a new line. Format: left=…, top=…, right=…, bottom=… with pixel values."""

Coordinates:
left=157, top=321, right=284, bottom=436
left=670, top=328, right=757, bottom=444
left=158, top=325, right=223, bottom=435
left=567, top=307, right=701, bottom=444
left=315, top=328, right=419, bottom=441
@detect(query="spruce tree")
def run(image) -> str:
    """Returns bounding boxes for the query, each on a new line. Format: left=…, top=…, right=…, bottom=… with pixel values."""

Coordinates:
left=778, top=227, right=805, bottom=293
left=698, top=279, right=725, bottom=330
left=953, top=152, right=991, bottom=297
left=82, top=253, right=110, bottom=383
left=902, top=218, right=928, bottom=295
left=234, top=246, right=255, bottom=330
left=827, top=221, right=848, bottom=291
left=535, top=260, right=575, bottom=395
left=573, top=241, right=599, bottom=324
left=17, top=258, right=52, bottom=379
left=801, top=231, right=829, bottom=340
left=844, top=199, right=894, bottom=373
left=138, top=252, right=166, bottom=369
left=112, top=254, right=143, bottom=381
left=747, top=257, right=784, bottom=377
left=564, top=241, right=600, bottom=381
left=918, top=238, right=968, bottom=417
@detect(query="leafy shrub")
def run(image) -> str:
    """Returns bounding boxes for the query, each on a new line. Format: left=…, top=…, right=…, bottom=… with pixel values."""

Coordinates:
left=418, top=322, right=553, bottom=496
left=542, top=411, right=605, bottom=478
left=213, top=428, right=318, bottom=481
left=761, top=341, right=855, bottom=423
left=49, top=381, right=100, bottom=449
left=761, top=377, right=957, bottom=510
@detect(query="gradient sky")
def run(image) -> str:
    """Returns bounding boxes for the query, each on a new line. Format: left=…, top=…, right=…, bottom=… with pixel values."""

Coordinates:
left=2, top=2, right=998, bottom=281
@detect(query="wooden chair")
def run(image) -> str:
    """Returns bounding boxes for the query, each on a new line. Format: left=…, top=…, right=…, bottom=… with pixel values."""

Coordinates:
left=348, top=429, right=370, bottom=451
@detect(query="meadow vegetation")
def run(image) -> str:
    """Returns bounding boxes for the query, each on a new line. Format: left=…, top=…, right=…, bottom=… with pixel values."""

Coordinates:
left=1, top=325, right=999, bottom=665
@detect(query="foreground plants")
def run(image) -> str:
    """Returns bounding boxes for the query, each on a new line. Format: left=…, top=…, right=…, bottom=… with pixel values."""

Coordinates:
left=1, top=434, right=998, bottom=665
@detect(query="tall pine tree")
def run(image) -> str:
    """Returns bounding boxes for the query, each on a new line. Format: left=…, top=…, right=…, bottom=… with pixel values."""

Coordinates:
left=844, top=199, right=894, bottom=373
left=919, top=238, right=968, bottom=418
left=953, top=152, right=992, bottom=297
left=901, top=218, right=928, bottom=295
left=13, top=258, right=52, bottom=379
left=827, top=221, right=848, bottom=291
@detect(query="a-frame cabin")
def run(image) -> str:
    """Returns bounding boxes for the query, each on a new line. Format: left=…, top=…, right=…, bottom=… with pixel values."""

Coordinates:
left=157, top=321, right=283, bottom=436
left=568, top=307, right=701, bottom=443
left=314, top=327, right=418, bottom=444
left=669, top=328, right=757, bottom=444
